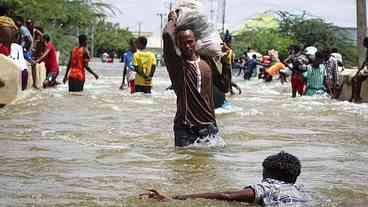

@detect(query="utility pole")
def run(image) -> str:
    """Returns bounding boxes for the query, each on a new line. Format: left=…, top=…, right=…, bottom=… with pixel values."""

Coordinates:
left=91, top=23, right=95, bottom=58
left=209, top=0, right=215, bottom=23
left=169, top=0, right=173, bottom=11
left=221, top=0, right=226, bottom=35
left=157, top=13, right=166, bottom=50
left=157, top=13, right=165, bottom=33
left=138, top=22, right=142, bottom=37
left=357, top=0, right=367, bottom=66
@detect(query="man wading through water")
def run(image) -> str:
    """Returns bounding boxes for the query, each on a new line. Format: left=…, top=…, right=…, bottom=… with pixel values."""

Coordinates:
left=163, top=11, right=219, bottom=147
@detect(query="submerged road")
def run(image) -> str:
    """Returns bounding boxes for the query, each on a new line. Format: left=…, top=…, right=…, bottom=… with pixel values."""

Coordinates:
left=0, top=61, right=367, bottom=206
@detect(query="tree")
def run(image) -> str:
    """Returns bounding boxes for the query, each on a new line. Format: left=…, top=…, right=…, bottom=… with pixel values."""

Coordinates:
left=94, top=21, right=133, bottom=57
left=234, top=29, right=295, bottom=59
left=233, top=11, right=357, bottom=65
left=234, top=14, right=295, bottom=58
left=276, top=11, right=357, bottom=65
left=1, top=0, right=132, bottom=64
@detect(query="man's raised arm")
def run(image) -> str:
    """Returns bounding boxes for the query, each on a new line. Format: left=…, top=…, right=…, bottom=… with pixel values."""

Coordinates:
left=162, top=12, right=180, bottom=74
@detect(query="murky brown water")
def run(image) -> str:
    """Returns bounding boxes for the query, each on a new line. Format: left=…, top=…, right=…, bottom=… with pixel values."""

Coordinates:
left=0, top=61, right=367, bottom=206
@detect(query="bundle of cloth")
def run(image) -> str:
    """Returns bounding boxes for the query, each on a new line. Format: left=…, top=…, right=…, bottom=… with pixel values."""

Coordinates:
left=0, top=16, right=17, bottom=30
left=174, top=0, right=224, bottom=61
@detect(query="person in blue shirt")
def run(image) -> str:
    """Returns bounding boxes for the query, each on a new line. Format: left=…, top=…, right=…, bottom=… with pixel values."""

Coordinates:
left=244, top=54, right=258, bottom=80
left=120, top=38, right=137, bottom=90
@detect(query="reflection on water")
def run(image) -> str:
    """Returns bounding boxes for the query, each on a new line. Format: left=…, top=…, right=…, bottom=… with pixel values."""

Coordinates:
left=0, top=61, right=367, bottom=206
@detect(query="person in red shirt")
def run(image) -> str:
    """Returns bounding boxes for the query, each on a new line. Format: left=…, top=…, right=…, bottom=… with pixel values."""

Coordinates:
left=63, top=34, right=98, bottom=92
left=0, top=5, right=17, bottom=56
left=33, top=34, right=59, bottom=88
left=0, top=43, right=10, bottom=56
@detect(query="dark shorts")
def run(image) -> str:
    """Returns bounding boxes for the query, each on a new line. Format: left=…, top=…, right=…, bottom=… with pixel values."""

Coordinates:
left=174, top=124, right=219, bottom=147
left=68, top=78, right=85, bottom=92
left=135, top=85, right=151, bottom=94
left=291, top=73, right=306, bottom=94
left=213, top=85, right=225, bottom=109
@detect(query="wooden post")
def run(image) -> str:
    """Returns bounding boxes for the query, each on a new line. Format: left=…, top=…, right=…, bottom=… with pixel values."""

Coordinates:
left=357, top=0, right=367, bottom=66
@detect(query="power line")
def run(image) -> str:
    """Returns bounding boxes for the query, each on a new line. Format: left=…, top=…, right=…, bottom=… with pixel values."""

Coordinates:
left=357, top=0, right=367, bottom=65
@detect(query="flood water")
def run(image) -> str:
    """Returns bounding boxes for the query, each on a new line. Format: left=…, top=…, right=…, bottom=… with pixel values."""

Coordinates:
left=0, top=61, right=367, bottom=206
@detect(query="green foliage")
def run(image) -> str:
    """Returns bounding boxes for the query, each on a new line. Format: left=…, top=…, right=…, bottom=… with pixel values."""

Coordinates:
left=276, top=11, right=358, bottom=66
left=234, top=11, right=358, bottom=65
left=238, top=14, right=280, bottom=32
left=1, top=0, right=132, bottom=64
left=234, top=29, right=295, bottom=59
left=94, top=21, right=133, bottom=57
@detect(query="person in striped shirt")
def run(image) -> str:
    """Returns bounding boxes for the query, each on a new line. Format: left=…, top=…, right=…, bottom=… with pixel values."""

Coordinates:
left=303, top=51, right=326, bottom=96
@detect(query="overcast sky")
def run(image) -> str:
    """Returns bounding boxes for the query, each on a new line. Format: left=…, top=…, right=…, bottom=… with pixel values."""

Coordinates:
left=104, top=0, right=360, bottom=37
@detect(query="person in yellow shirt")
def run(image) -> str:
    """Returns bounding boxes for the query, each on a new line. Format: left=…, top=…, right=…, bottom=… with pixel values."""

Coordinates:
left=223, top=42, right=241, bottom=95
left=132, top=36, right=156, bottom=94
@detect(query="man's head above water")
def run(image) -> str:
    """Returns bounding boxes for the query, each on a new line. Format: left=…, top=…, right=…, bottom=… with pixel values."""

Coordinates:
left=136, top=36, right=147, bottom=50
left=175, top=29, right=197, bottom=60
left=262, top=151, right=301, bottom=184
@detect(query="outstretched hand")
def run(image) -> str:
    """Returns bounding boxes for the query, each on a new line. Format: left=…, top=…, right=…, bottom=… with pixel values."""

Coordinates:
left=139, top=189, right=170, bottom=201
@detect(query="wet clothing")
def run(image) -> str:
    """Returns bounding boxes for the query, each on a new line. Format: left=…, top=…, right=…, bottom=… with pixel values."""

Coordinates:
left=266, top=62, right=286, bottom=77
left=291, top=73, right=306, bottom=95
left=174, top=124, right=219, bottom=147
left=247, top=58, right=257, bottom=76
left=287, top=54, right=309, bottom=96
left=135, top=85, right=151, bottom=94
left=44, top=42, right=59, bottom=74
left=163, top=22, right=217, bottom=146
left=331, top=52, right=343, bottom=66
left=213, top=85, right=226, bottom=109
left=0, top=43, right=10, bottom=56
left=69, top=47, right=87, bottom=81
left=67, top=47, right=89, bottom=92
left=68, top=78, right=84, bottom=92
left=205, top=56, right=232, bottom=108
left=325, top=56, right=343, bottom=93
left=133, top=50, right=156, bottom=87
left=17, top=25, right=33, bottom=51
left=226, top=49, right=233, bottom=66
left=123, top=50, right=135, bottom=72
left=304, top=64, right=326, bottom=96
left=248, top=178, right=308, bottom=206
left=351, top=52, right=368, bottom=101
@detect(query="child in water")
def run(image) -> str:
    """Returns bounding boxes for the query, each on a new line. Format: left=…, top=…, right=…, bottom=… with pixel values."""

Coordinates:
left=140, top=151, right=308, bottom=206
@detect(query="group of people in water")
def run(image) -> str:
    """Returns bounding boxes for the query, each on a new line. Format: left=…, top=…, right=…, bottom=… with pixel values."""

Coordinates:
left=138, top=11, right=308, bottom=206
left=235, top=45, right=346, bottom=99
left=0, top=5, right=98, bottom=92
left=2, top=3, right=368, bottom=205
left=119, top=36, right=157, bottom=94
left=233, top=40, right=368, bottom=103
